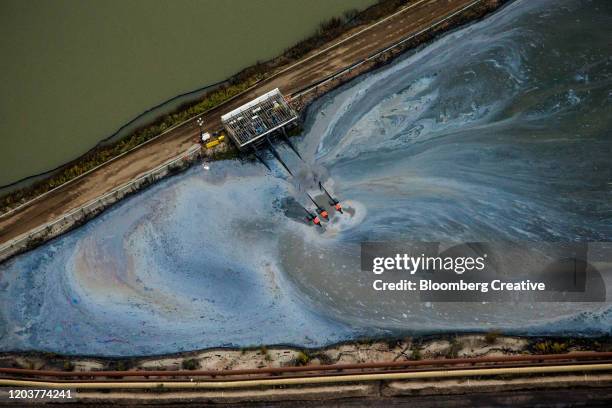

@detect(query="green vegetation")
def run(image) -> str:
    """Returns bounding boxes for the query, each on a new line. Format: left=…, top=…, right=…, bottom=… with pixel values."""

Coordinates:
left=410, top=345, right=422, bottom=361
left=114, top=360, right=129, bottom=371
left=282, top=0, right=405, bottom=61
left=62, top=360, right=74, bottom=371
left=181, top=358, right=200, bottom=370
left=296, top=351, right=311, bottom=366
left=534, top=341, right=569, bottom=354
left=484, top=330, right=502, bottom=345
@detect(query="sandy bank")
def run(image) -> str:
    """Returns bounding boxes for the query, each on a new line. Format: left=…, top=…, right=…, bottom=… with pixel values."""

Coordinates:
left=1, top=334, right=608, bottom=374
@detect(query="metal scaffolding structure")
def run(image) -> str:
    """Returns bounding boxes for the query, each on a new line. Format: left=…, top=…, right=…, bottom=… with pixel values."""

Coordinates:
left=221, top=88, right=298, bottom=150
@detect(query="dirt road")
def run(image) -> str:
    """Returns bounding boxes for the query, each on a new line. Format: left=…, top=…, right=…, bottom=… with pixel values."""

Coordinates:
left=0, top=0, right=486, bottom=246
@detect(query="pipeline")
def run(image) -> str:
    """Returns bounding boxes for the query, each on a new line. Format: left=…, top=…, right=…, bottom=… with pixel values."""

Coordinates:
left=1, top=363, right=611, bottom=390
left=2, top=352, right=611, bottom=379
left=265, top=137, right=293, bottom=176
left=281, top=132, right=303, bottom=160
left=251, top=146, right=271, bottom=171
left=306, top=193, right=324, bottom=211
left=8, top=360, right=612, bottom=385
left=319, top=182, right=337, bottom=203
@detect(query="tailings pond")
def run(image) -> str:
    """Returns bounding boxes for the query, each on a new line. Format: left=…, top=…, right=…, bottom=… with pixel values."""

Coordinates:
left=0, top=0, right=611, bottom=356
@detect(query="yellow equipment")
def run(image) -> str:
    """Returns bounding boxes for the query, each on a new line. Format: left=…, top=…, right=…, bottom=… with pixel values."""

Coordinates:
left=205, top=139, right=220, bottom=149
left=204, top=131, right=226, bottom=149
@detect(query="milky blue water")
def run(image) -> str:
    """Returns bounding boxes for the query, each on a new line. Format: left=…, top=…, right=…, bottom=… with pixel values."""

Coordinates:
left=1, top=0, right=611, bottom=356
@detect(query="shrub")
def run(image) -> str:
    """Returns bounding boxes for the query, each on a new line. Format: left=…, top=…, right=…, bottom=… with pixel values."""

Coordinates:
left=296, top=351, right=310, bottom=366
left=115, top=361, right=128, bottom=371
left=534, top=341, right=550, bottom=353
left=343, top=8, right=360, bottom=23
left=534, top=340, right=568, bottom=354
left=311, top=352, right=334, bottom=365
left=386, top=338, right=400, bottom=349
left=551, top=342, right=568, bottom=354
left=446, top=338, right=462, bottom=358
left=484, top=330, right=501, bottom=345
left=410, top=346, right=422, bottom=361
left=181, top=358, right=200, bottom=370
left=320, top=16, right=344, bottom=33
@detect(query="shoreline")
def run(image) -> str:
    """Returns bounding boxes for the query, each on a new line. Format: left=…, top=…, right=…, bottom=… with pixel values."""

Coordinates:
left=0, top=0, right=406, bottom=211
left=2, top=2, right=611, bottom=404
left=1, top=333, right=609, bottom=372
left=0, top=0, right=509, bottom=263
left=0, top=78, right=230, bottom=195
left=0, top=1, right=386, bottom=195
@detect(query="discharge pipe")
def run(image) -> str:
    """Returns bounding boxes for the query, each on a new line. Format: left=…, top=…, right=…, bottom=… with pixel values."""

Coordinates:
left=251, top=146, right=271, bottom=171
left=281, top=132, right=303, bottom=160
left=266, top=137, right=293, bottom=176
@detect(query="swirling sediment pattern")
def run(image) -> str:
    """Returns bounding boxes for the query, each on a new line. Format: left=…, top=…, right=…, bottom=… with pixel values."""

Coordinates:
left=1, top=0, right=611, bottom=356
